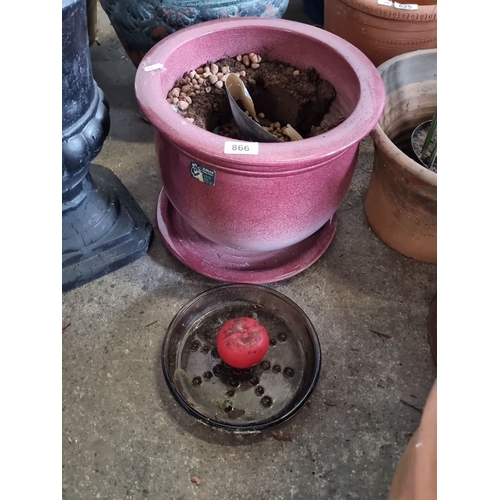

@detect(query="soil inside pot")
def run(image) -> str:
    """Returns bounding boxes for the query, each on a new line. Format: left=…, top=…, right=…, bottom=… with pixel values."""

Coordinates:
left=394, top=129, right=438, bottom=174
left=412, top=124, right=437, bottom=173
left=167, top=53, right=345, bottom=141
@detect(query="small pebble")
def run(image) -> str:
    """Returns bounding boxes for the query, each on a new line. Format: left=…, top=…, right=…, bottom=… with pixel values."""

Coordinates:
left=214, top=81, right=223, bottom=89
left=208, top=74, right=218, bottom=84
left=204, top=66, right=210, bottom=73
left=221, top=74, right=229, bottom=82
left=178, top=101, right=189, bottom=111
left=195, top=90, right=201, bottom=94
left=188, top=70, right=197, bottom=79
left=205, top=87, right=212, bottom=94
left=196, top=67, right=204, bottom=74
left=258, top=112, right=265, bottom=119
left=170, top=87, right=180, bottom=98
left=172, top=97, right=179, bottom=104
left=221, top=66, right=229, bottom=74
left=188, top=91, right=196, bottom=97
left=239, top=70, right=246, bottom=77
left=242, top=54, right=250, bottom=67
left=186, top=117, right=194, bottom=123
left=203, top=72, right=211, bottom=78
left=196, top=77, right=203, bottom=85
left=248, top=78, right=256, bottom=86
left=181, top=84, right=191, bottom=93
left=249, top=53, right=259, bottom=64
left=166, top=97, right=172, bottom=104
left=236, top=55, right=242, bottom=61
left=210, top=64, right=219, bottom=74
left=193, top=84, right=201, bottom=90
left=184, top=95, right=192, bottom=104
left=251, top=63, right=260, bottom=69
left=293, top=70, right=300, bottom=77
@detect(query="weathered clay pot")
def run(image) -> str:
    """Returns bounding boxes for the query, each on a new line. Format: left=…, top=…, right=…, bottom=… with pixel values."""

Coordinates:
left=387, top=380, right=437, bottom=500
left=135, top=18, right=385, bottom=283
left=99, top=0, right=289, bottom=67
left=365, top=49, right=436, bottom=263
left=324, top=0, right=437, bottom=67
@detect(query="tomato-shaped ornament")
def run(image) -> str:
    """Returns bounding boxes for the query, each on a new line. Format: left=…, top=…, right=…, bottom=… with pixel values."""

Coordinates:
left=216, top=317, right=270, bottom=369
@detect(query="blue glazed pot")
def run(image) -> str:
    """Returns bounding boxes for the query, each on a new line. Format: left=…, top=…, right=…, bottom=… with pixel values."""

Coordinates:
left=99, top=0, right=290, bottom=66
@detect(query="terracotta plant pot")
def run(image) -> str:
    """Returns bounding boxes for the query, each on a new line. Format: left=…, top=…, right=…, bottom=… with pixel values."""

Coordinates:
left=135, top=18, right=385, bottom=283
left=365, top=49, right=436, bottom=263
left=99, top=0, right=289, bottom=67
left=324, top=0, right=437, bottom=67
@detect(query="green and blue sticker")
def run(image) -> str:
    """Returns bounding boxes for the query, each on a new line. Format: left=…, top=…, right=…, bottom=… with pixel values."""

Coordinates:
left=190, top=161, right=215, bottom=186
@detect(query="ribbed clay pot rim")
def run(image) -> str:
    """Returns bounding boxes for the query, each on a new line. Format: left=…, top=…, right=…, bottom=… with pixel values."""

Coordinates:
left=135, top=18, right=385, bottom=173
left=371, top=50, right=437, bottom=188
left=336, top=0, right=437, bottom=21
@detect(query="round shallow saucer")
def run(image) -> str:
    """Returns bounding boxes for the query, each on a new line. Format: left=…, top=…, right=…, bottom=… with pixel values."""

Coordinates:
left=156, top=188, right=337, bottom=284
left=162, top=284, right=322, bottom=432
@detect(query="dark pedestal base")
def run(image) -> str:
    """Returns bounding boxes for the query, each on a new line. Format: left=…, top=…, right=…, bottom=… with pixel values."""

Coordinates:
left=62, top=164, right=153, bottom=292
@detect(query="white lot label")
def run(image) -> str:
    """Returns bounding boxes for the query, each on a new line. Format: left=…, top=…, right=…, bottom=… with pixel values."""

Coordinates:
left=377, top=0, right=393, bottom=6
left=144, top=63, right=163, bottom=72
left=224, top=141, right=259, bottom=155
left=394, top=2, right=418, bottom=10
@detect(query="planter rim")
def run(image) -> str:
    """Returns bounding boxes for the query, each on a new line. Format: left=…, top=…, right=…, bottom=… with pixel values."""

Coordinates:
left=371, top=49, right=437, bottom=186
left=135, top=17, right=385, bottom=169
left=377, top=46, right=436, bottom=72
left=371, top=124, right=437, bottom=186
left=336, top=0, right=437, bottom=21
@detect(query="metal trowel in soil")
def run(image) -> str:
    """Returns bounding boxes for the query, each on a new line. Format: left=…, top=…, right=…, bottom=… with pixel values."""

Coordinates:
left=224, top=73, right=303, bottom=143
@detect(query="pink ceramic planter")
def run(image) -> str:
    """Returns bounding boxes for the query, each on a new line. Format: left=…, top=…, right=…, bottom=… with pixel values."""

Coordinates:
left=135, top=18, right=385, bottom=283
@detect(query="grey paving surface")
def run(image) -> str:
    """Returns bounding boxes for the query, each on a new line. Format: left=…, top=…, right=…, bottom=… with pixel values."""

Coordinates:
left=62, top=2, right=437, bottom=499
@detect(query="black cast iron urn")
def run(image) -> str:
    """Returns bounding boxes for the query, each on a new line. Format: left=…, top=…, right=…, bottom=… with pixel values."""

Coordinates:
left=62, top=0, right=152, bottom=292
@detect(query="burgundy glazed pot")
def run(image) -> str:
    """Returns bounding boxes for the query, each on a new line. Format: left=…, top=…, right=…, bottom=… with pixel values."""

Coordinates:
left=135, top=18, right=385, bottom=283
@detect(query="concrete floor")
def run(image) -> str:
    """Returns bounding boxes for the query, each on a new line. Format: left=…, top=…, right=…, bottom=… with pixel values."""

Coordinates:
left=62, top=2, right=437, bottom=499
